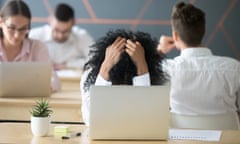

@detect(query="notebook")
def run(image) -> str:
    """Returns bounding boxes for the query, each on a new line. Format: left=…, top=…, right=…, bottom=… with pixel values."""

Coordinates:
left=0, top=62, right=52, bottom=97
left=89, top=85, right=170, bottom=140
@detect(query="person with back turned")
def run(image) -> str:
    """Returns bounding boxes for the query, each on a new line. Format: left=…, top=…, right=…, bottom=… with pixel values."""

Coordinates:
left=157, top=1, right=240, bottom=129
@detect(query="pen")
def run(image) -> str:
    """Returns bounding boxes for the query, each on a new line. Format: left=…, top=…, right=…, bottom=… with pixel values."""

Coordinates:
left=62, top=132, right=81, bottom=139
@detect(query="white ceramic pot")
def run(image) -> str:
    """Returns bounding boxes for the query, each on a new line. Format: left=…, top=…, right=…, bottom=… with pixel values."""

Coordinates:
left=30, top=116, right=51, bottom=137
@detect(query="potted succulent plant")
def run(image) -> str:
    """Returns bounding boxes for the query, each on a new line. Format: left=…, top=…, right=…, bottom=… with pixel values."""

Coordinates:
left=30, top=98, right=53, bottom=136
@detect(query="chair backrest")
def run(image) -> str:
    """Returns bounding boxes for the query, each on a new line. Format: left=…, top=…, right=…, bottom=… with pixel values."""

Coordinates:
left=170, top=112, right=240, bottom=130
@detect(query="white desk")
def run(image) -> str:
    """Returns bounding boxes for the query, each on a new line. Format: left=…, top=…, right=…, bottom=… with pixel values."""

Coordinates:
left=0, top=90, right=82, bottom=123
left=56, top=69, right=82, bottom=91
left=1, top=123, right=240, bottom=144
left=0, top=69, right=83, bottom=123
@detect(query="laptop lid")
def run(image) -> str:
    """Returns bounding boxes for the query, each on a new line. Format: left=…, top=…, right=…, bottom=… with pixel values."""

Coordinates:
left=0, top=62, right=51, bottom=97
left=89, top=85, right=170, bottom=140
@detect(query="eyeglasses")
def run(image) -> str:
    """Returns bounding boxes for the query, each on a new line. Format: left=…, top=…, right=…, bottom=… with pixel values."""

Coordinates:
left=4, top=22, right=29, bottom=35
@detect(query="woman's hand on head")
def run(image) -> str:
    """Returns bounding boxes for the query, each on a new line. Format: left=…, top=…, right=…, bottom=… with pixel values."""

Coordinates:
left=125, top=40, right=148, bottom=75
left=103, top=37, right=126, bottom=68
left=99, top=37, right=126, bottom=80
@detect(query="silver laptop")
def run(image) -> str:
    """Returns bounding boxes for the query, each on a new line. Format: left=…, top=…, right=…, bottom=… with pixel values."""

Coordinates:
left=0, top=62, right=51, bottom=97
left=89, top=85, right=170, bottom=140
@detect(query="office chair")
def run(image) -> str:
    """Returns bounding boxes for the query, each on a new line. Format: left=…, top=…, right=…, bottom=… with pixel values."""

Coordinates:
left=170, top=112, right=240, bottom=130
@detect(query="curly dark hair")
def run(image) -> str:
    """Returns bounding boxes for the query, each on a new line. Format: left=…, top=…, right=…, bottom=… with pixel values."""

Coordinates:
left=83, top=29, right=166, bottom=92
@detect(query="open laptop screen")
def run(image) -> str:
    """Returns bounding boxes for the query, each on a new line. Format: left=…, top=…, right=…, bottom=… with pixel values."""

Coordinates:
left=89, top=85, right=170, bottom=140
left=0, top=62, right=51, bottom=97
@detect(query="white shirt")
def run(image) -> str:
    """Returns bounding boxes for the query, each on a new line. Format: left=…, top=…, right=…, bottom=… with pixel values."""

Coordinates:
left=29, top=25, right=94, bottom=69
left=163, top=48, right=240, bottom=115
left=80, top=69, right=150, bottom=125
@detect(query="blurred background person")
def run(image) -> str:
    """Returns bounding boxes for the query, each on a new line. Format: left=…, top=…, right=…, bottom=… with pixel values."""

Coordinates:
left=0, top=0, right=61, bottom=92
left=158, top=1, right=240, bottom=129
left=29, top=3, right=94, bottom=70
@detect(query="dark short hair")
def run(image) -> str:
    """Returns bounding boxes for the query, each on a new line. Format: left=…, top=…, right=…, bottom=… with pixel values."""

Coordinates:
left=0, top=0, right=31, bottom=37
left=171, top=1, right=205, bottom=46
left=83, top=29, right=167, bottom=92
left=54, top=3, right=74, bottom=22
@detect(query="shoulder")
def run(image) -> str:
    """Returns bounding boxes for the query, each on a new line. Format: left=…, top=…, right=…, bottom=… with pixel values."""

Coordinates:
left=212, top=55, right=239, bottom=64
left=206, top=55, right=240, bottom=70
left=81, top=68, right=92, bottom=82
left=72, top=26, right=92, bottom=37
left=25, top=38, right=48, bottom=50
left=80, top=68, right=92, bottom=93
left=29, top=25, right=51, bottom=38
left=223, top=56, right=239, bottom=63
left=22, top=39, right=50, bottom=60
left=70, top=26, right=94, bottom=45
left=30, top=24, right=50, bottom=32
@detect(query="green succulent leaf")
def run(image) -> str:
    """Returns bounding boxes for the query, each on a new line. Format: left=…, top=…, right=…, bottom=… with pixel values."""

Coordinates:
left=30, top=98, right=53, bottom=117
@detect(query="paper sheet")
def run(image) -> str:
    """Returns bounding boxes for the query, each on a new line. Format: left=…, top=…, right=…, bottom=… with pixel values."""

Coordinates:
left=56, top=70, right=82, bottom=78
left=169, top=129, right=222, bottom=141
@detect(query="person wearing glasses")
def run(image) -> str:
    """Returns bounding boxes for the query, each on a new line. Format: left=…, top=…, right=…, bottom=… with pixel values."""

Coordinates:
left=29, top=3, right=94, bottom=70
left=0, top=0, right=61, bottom=92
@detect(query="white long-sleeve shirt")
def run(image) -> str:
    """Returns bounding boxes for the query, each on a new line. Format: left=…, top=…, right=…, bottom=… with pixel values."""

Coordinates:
left=29, top=25, right=94, bottom=69
left=163, top=48, right=240, bottom=115
left=80, top=69, right=150, bottom=125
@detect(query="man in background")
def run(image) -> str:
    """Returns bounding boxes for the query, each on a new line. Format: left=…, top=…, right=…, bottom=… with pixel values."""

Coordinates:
left=29, top=3, right=94, bottom=70
left=158, top=1, right=240, bottom=128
